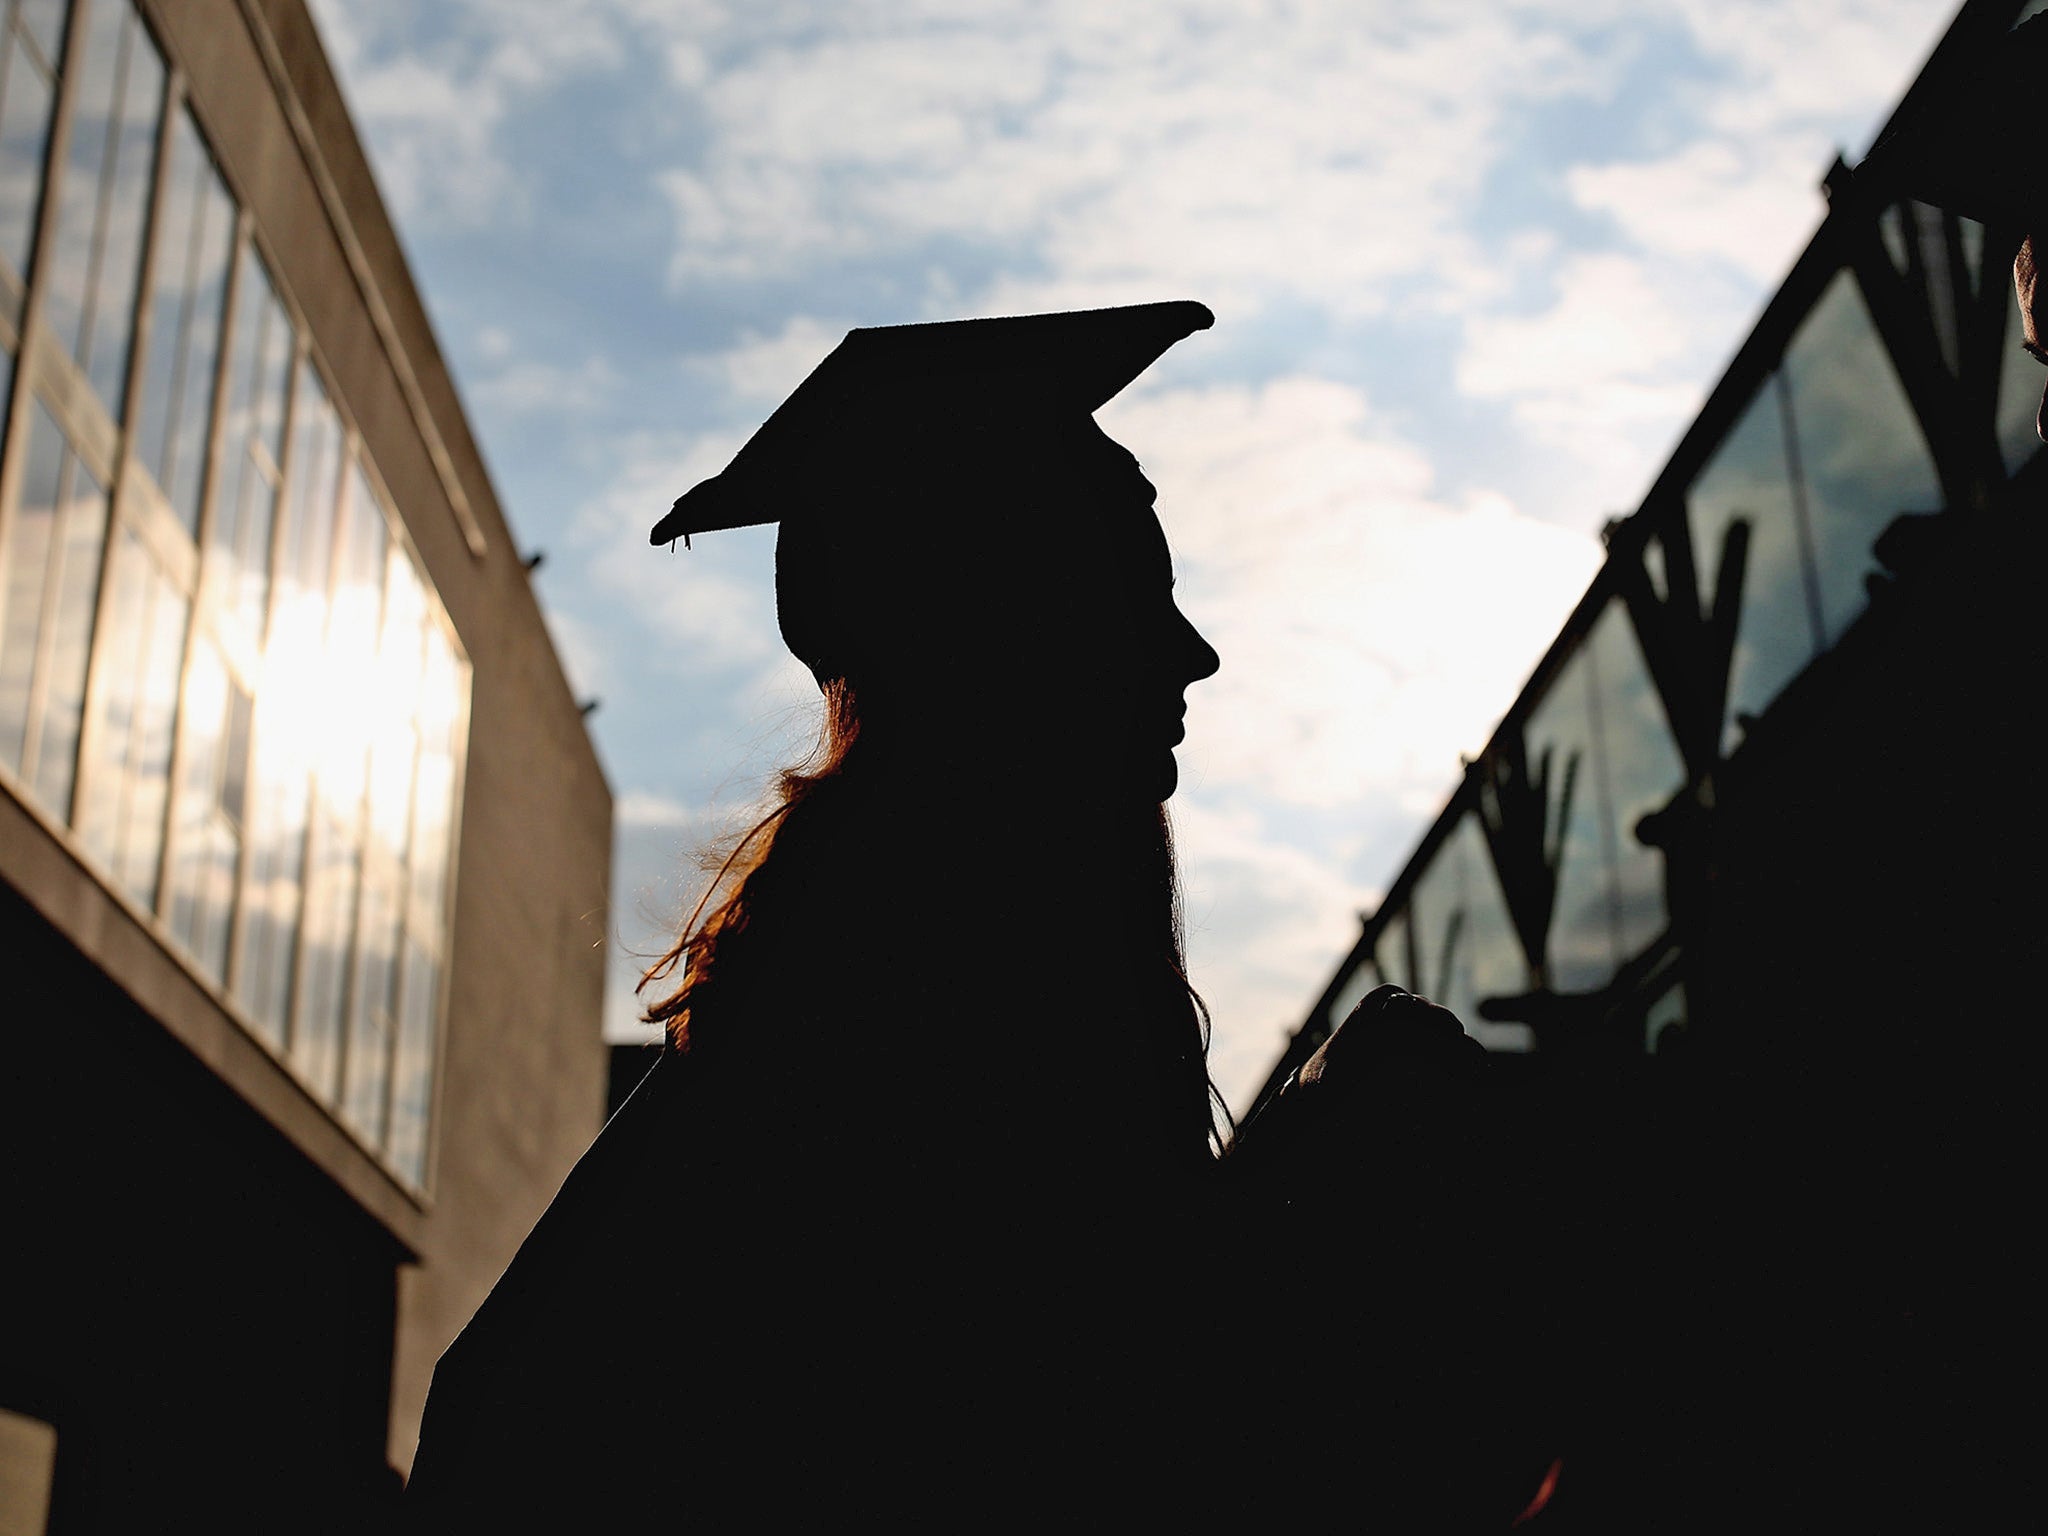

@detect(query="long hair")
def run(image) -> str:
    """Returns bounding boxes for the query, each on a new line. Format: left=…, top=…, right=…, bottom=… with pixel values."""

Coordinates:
left=636, top=675, right=1233, bottom=1159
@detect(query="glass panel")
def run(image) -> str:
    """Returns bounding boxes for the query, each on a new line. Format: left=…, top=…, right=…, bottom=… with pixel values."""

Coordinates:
left=407, top=622, right=461, bottom=922
left=42, top=0, right=162, bottom=414
left=1780, top=269, right=1944, bottom=647
left=135, top=103, right=233, bottom=533
left=77, top=527, right=186, bottom=906
left=387, top=934, right=438, bottom=1185
left=1996, top=279, right=2045, bottom=479
left=278, top=358, right=339, bottom=608
left=365, top=548, right=420, bottom=863
left=19, top=1, right=68, bottom=66
left=319, top=460, right=384, bottom=814
left=292, top=794, right=358, bottom=1101
left=1582, top=603, right=1684, bottom=961
left=1405, top=812, right=1530, bottom=1051
left=1526, top=651, right=1615, bottom=993
left=0, top=393, right=64, bottom=774
left=0, top=398, right=107, bottom=818
left=30, top=434, right=105, bottom=813
left=209, top=242, right=290, bottom=640
left=1374, top=909, right=1412, bottom=993
left=233, top=684, right=311, bottom=1048
left=165, top=632, right=241, bottom=981
left=1686, top=369, right=1815, bottom=753
left=341, top=863, right=400, bottom=1144
left=0, top=0, right=60, bottom=286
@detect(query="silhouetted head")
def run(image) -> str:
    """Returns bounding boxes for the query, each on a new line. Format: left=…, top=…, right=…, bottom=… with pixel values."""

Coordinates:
left=1856, top=12, right=2048, bottom=439
left=653, top=302, right=1221, bottom=802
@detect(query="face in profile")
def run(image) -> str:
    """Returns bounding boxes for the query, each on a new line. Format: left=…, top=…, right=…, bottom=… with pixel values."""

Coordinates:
left=1022, top=434, right=1220, bottom=803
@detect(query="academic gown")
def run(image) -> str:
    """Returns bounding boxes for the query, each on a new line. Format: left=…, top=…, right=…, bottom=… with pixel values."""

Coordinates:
left=403, top=964, right=1220, bottom=1528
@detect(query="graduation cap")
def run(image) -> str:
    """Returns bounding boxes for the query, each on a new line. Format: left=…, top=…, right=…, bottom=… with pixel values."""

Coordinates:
left=1854, top=12, right=2048, bottom=232
left=650, top=301, right=1215, bottom=683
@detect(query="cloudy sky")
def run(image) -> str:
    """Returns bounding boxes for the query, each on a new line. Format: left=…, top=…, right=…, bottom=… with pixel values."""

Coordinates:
left=303, top=0, right=1966, bottom=1115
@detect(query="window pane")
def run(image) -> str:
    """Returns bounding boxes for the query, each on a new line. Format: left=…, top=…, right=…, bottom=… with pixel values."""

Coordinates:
left=386, top=935, right=439, bottom=1186
left=1581, top=602, right=1684, bottom=961
left=77, top=527, right=186, bottom=906
left=135, top=103, right=233, bottom=534
left=1405, top=812, right=1530, bottom=1051
left=42, top=0, right=161, bottom=414
left=317, top=461, right=384, bottom=815
left=0, top=397, right=107, bottom=818
left=209, top=242, right=291, bottom=640
left=0, top=394, right=65, bottom=775
left=20, top=1, right=70, bottom=67
left=0, top=1, right=61, bottom=286
left=1779, top=269, right=1944, bottom=646
left=1686, top=370, right=1814, bottom=753
left=341, top=864, right=400, bottom=1145
left=1526, top=653, right=1616, bottom=993
left=365, top=548, right=421, bottom=862
left=1375, top=908, right=1411, bottom=993
left=165, top=633, right=241, bottom=982
left=407, top=621, right=462, bottom=922
left=292, top=795, right=358, bottom=1101
left=233, top=686, right=311, bottom=1048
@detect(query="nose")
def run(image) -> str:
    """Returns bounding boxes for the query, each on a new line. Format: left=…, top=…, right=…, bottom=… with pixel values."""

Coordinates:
left=1179, top=608, right=1220, bottom=685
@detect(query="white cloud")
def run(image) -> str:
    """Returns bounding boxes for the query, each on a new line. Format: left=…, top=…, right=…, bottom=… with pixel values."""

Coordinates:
left=713, top=316, right=847, bottom=403
left=1670, top=0, right=1955, bottom=147
left=473, top=354, right=621, bottom=417
left=1570, top=144, right=1823, bottom=284
left=654, top=2, right=1629, bottom=316
left=1103, top=377, right=1604, bottom=813
left=1170, top=794, right=1379, bottom=1117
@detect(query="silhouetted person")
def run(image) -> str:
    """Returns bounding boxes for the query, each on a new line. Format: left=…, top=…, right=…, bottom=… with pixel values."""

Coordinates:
left=401, top=304, right=1561, bottom=1530
left=1861, top=10, right=2048, bottom=437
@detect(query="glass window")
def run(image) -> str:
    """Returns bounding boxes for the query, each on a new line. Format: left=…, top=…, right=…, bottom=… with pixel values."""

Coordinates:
left=1405, top=811, right=1530, bottom=1051
left=134, top=102, right=233, bottom=534
left=291, top=792, right=358, bottom=1101
left=1374, top=908, right=1412, bottom=993
left=230, top=365, right=340, bottom=1046
left=0, top=395, right=108, bottom=818
left=1779, top=269, right=1944, bottom=647
left=1686, top=368, right=1814, bottom=753
left=1996, top=279, right=2045, bottom=479
left=1525, top=653, right=1613, bottom=993
left=164, top=632, right=246, bottom=981
left=233, top=679, right=311, bottom=1048
left=76, top=525, right=186, bottom=906
left=41, top=0, right=162, bottom=414
left=407, top=619, right=461, bottom=924
left=364, top=546, right=421, bottom=863
left=341, top=862, right=400, bottom=1144
left=318, top=458, right=385, bottom=814
left=208, top=242, right=291, bottom=641
left=0, top=0, right=67, bottom=293
left=1581, top=602, right=1684, bottom=961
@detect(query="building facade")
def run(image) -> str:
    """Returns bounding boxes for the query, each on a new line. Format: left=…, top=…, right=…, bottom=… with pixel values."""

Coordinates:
left=1259, top=0, right=2046, bottom=1111
left=0, top=0, right=610, bottom=1526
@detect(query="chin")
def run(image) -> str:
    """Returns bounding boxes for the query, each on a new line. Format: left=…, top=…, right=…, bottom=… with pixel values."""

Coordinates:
left=1154, top=755, right=1180, bottom=803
